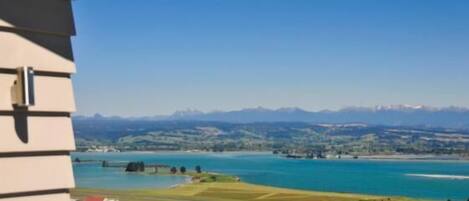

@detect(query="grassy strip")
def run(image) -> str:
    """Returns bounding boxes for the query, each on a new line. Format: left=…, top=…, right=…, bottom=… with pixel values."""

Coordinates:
left=140, top=166, right=240, bottom=183
left=71, top=181, right=423, bottom=201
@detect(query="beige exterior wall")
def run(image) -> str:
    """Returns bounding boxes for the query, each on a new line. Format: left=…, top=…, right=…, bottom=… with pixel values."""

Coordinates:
left=0, top=74, right=75, bottom=112
left=0, top=31, right=75, bottom=73
left=0, top=193, right=72, bottom=201
left=0, top=0, right=77, bottom=200
left=0, top=116, right=75, bottom=153
left=0, top=156, right=75, bottom=194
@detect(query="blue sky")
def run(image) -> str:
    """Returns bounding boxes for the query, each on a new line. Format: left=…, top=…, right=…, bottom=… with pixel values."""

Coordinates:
left=72, top=0, right=469, bottom=116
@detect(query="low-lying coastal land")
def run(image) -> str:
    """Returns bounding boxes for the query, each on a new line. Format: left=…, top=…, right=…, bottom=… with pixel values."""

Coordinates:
left=282, top=153, right=469, bottom=161
left=72, top=177, right=419, bottom=201
left=72, top=159, right=421, bottom=201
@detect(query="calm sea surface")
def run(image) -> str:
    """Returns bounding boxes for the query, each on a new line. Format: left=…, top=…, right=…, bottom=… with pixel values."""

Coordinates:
left=72, top=152, right=469, bottom=201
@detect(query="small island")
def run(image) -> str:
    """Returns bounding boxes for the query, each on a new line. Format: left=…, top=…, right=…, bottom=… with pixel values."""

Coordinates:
left=123, top=161, right=240, bottom=183
left=75, top=159, right=240, bottom=184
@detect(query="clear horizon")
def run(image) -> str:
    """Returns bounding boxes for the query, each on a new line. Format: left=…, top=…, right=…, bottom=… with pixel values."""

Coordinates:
left=72, top=0, right=469, bottom=116
left=76, top=104, right=469, bottom=117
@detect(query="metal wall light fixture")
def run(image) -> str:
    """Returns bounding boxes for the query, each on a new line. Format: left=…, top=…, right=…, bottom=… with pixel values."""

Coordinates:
left=16, top=66, right=35, bottom=107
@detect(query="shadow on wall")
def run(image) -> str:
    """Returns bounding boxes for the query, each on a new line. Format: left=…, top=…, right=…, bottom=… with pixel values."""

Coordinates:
left=0, top=27, right=74, bottom=62
left=0, top=0, right=75, bottom=62
left=0, top=0, right=76, bottom=144
left=13, top=107, right=29, bottom=143
left=0, top=109, right=29, bottom=144
left=4, top=76, right=29, bottom=143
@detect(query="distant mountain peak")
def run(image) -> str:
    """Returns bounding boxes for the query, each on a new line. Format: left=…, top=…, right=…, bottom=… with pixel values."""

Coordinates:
left=341, top=105, right=438, bottom=112
left=93, top=113, right=105, bottom=119
left=74, top=105, right=469, bottom=128
left=241, top=106, right=272, bottom=112
left=172, top=109, right=204, bottom=117
left=276, top=107, right=306, bottom=113
left=374, top=104, right=433, bottom=111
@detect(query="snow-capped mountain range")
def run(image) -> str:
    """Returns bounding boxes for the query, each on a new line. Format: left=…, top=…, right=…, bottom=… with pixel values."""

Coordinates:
left=74, top=105, right=469, bottom=129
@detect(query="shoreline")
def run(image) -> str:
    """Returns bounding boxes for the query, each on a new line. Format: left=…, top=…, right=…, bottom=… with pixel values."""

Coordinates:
left=72, top=160, right=393, bottom=199
left=73, top=161, right=429, bottom=201
left=71, top=154, right=463, bottom=201
left=72, top=180, right=425, bottom=201
left=73, top=151, right=469, bottom=162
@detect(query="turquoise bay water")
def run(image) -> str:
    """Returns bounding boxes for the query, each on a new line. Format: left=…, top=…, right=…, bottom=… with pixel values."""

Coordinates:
left=72, top=152, right=469, bottom=201
left=73, top=161, right=188, bottom=189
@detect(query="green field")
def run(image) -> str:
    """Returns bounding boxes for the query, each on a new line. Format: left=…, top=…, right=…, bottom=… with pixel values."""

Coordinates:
left=71, top=181, right=420, bottom=201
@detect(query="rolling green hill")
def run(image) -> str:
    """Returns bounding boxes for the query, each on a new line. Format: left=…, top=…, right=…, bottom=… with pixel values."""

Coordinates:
left=74, top=119, right=469, bottom=156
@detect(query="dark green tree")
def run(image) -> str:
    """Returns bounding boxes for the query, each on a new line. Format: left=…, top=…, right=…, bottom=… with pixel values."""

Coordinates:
left=102, top=160, right=109, bottom=167
left=170, top=166, right=178, bottom=174
left=125, top=161, right=145, bottom=172
left=195, top=165, right=202, bottom=173
left=180, top=166, right=186, bottom=174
